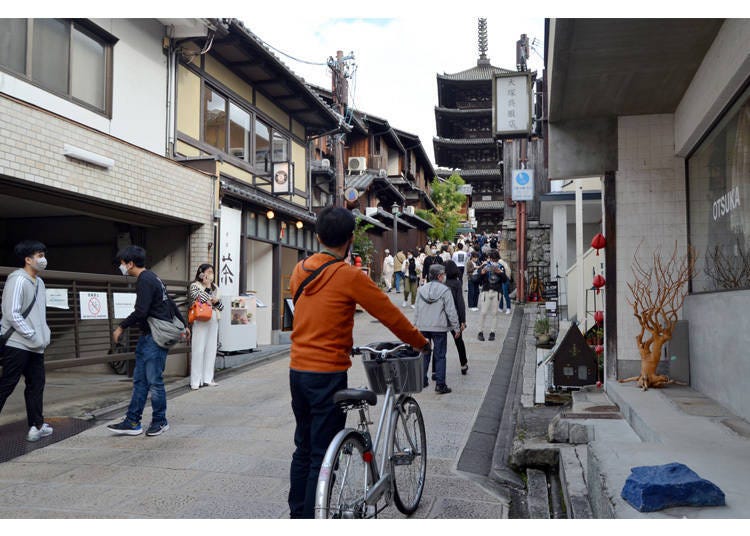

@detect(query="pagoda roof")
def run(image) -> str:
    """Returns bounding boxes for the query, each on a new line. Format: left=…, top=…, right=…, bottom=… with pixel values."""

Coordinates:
left=433, top=136, right=497, bottom=147
left=438, top=62, right=514, bottom=82
left=435, top=106, right=492, bottom=116
left=436, top=168, right=501, bottom=178
left=471, top=200, right=504, bottom=210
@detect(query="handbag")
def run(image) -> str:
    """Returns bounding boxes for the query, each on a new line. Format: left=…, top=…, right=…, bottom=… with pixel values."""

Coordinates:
left=147, top=315, right=186, bottom=349
left=188, top=300, right=213, bottom=323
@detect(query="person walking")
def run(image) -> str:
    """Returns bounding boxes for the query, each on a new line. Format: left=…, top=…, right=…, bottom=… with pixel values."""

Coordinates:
left=443, top=261, right=468, bottom=374
left=108, top=245, right=189, bottom=437
left=288, top=207, right=428, bottom=519
left=465, top=251, right=481, bottom=311
left=421, top=247, right=444, bottom=286
left=477, top=249, right=506, bottom=342
left=451, top=242, right=468, bottom=282
left=393, top=249, right=406, bottom=292
left=497, top=253, right=513, bottom=315
left=402, top=250, right=419, bottom=308
left=188, top=264, right=224, bottom=390
left=0, top=240, right=53, bottom=442
left=381, top=249, right=394, bottom=292
left=414, top=264, right=459, bottom=394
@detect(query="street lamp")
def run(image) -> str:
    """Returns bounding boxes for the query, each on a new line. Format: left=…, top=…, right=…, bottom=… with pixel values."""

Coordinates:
left=391, top=202, right=400, bottom=256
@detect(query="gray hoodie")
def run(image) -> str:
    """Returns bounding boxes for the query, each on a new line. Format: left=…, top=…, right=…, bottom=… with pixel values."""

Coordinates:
left=413, top=281, right=459, bottom=333
left=1, top=269, right=50, bottom=353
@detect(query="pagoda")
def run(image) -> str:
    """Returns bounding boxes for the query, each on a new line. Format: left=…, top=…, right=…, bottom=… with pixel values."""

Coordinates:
left=433, top=18, right=514, bottom=232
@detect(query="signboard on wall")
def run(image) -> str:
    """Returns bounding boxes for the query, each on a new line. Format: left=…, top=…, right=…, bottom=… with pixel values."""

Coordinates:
left=511, top=169, right=535, bottom=201
left=219, top=205, right=242, bottom=296
left=493, top=72, right=533, bottom=138
left=80, top=292, right=108, bottom=320
left=272, top=162, right=291, bottom=194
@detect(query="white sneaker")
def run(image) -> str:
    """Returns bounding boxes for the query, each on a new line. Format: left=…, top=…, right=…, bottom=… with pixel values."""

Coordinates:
left=27, top=423, right=53, bottom=442
left=205, top=381, right=218, bottom=387
left=506, top=308, right=511, bottom=315
left=402, top=301, right=408, bottom=307
left=410, top=304, right=415, bottom=309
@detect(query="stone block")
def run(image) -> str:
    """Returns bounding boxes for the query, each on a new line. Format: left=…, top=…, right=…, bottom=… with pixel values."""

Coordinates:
left=621, top=462, right=725, bottom=512
left=547, top=414, right=569, bottom=443
left=568, top=423, right=589, bottom=444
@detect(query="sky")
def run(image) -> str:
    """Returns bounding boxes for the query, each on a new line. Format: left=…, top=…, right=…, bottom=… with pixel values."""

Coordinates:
left=242, top=10, right=546, bottom=165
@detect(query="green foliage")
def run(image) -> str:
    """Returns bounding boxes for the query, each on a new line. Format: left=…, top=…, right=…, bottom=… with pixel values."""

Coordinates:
left=419, top=173, right=467, bottom=241
left=352, top=217, right=375, bottom=267
left=534, top=317, right=550, bottom=335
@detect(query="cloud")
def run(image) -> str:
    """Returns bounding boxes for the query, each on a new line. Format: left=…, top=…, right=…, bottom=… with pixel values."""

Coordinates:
left=243, top=14, right=546, bottom=165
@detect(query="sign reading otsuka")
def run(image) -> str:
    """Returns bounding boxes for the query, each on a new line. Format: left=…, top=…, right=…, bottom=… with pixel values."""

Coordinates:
left=712, top=186, right=741, bottom=221
left=512, top=169, right=534, bottom=201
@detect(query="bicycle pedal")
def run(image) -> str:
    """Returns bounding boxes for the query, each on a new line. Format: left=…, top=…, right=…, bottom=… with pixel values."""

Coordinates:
left=390, top=451, right=415, bottom=466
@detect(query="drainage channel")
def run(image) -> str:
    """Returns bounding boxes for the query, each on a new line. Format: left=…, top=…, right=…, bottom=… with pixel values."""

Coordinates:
left=0, top=416, right=97, bottom=464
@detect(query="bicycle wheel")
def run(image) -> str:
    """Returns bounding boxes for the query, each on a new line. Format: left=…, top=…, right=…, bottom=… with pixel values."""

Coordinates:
left=391, top=396, right=427, bottom=515
left=316, top=430, right=376, bottom=519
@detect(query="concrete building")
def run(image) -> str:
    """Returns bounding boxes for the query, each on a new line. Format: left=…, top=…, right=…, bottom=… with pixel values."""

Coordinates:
left=545, top=19, right=750, bottom=420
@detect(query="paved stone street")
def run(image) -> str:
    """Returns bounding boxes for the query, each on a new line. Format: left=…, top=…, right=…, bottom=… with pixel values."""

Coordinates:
left=0, top=291, right=515, bottom=519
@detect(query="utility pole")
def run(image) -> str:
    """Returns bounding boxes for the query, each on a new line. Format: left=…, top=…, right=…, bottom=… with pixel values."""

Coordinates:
left=328, top=50, right=354, bottom=207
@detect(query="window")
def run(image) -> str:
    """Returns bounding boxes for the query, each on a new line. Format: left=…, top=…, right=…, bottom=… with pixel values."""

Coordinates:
left=273, top=131, right=289, bottom=163
left=255, top=119, right=271, bottom=174
left=688, top=85, right=750, bottom=293
left=229, top=102, right=251, bottom=161
left=0, top=19, right=113, bottom=114
left=203, top=87, right=227, bottom=151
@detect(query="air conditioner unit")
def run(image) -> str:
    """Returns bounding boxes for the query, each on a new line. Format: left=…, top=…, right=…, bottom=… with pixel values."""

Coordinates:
left=378, top=169, right=387, bottom=178
left=403, top=206, right=415, bottom=216
left=365, top=207, right=378, bottom=217
left=348, top=156, right=367, bottom=173
left=321, top=158, right=330, bottom=169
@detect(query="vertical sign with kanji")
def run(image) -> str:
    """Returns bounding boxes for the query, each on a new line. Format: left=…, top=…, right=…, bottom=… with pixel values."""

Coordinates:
left=493, top=72, right=532, bottom=138
left=219, top=206, right=242, bottom=297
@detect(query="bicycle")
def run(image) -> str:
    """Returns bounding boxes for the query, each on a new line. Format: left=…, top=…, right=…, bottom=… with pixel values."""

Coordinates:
left=314, top=341, right=427, bottom=519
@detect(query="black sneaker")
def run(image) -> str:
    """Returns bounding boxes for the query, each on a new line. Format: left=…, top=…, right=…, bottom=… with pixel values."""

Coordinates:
left=461, top=365, right=468, bottom=375
left=478, top=332, right=485, bottom=341
left=489, top=332, right=496, bottom=341
left=146, top=421, right=169, bottom=436
left=107, top=420, right=143, bottom=436
left=435, top=384, right=452, bottom=395
left=431, top=373, right=436, bottom=381
left=423, top=379, right=429, bottom=388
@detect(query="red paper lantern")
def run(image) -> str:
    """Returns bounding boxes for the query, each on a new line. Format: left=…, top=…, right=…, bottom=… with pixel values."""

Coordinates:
left=591, top=233, right=607, bottom=256
left=354, top=256, right=362, bottom=267
left=592, top=274, right=606, bottom=294
left=594, top=310, right=604, bottom=325
left=595, top=344, right=604, bottom=355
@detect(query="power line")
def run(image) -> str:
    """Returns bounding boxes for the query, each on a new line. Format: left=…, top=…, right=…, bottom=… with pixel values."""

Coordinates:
left=254, top=35, right=328, bottom=66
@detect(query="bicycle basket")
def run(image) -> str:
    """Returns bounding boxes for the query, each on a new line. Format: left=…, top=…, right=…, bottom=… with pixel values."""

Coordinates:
left=361, top=341, right=423, bottom=395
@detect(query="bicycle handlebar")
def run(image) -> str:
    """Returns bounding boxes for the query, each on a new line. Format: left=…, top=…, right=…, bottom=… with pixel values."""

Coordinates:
left=352, top=343, right=412, bottom=356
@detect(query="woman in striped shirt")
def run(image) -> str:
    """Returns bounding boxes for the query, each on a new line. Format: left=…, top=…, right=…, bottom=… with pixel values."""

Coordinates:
left=188, top=264, right=224, bottom=390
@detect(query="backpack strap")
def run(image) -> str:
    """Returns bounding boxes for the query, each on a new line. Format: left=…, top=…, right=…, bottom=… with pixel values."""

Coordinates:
left=293, top=258, right=343, bottom=305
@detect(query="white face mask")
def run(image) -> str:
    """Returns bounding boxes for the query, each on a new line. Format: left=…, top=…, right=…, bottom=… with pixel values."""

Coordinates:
left=34, top=257, right=48, bottom=271
left=119, top=263, right=129, bottom=276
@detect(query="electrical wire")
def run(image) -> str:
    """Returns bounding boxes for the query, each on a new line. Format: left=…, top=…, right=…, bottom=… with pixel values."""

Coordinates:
left=254, top=34, right=329, bottom=66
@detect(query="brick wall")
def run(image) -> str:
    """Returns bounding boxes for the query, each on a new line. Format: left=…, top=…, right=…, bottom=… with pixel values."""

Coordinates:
left=0, top=93, right=215, bottom=277
left=615, top=114, right=687, bottom=377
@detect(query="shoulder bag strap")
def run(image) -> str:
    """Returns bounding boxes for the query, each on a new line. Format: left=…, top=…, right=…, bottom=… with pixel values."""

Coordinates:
left=293, top=258, right=342, bottom=305
left=1, top=280, right=39, bottom=343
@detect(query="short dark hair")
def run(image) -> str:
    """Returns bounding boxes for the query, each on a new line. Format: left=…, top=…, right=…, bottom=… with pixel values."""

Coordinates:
left=316, top=207, right=355, bottom=247
left=444, top=260, right=459, bottom=280
left=116, top=245, right=146, bottom=268
left=14, top=240, right=47, bottom=266
left=489, top=249, right=500, bottom=260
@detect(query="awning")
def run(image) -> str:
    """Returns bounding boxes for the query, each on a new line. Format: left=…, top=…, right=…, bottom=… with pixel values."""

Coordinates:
left=368, top=207, right=415, bottom=231
left=351, top=209, right=390, bottom=232
left=399, top=210, right=434, bottom=229
left=345, top=172, right=406, bottom=203
left=220, top=178, right=317, bottom=224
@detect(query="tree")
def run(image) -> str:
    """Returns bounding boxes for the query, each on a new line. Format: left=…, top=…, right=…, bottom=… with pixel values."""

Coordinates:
left=621, top=242, right=696, bottom=390
left=352, top=216, right=375, bottom=268
left=417, top=173, right=467, bottom=241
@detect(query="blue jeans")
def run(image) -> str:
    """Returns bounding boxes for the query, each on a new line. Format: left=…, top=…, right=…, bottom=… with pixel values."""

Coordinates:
left=394, top=270, right=404, bottom=292
left=289, top=369, right=348, bottom=519
left=499, top=281, right=511, bottom=310
left=125, top=334, right=168, bottom=426
left=422, top=331, right=448, bottom=387
left=467, top=279, right=480, bottom=308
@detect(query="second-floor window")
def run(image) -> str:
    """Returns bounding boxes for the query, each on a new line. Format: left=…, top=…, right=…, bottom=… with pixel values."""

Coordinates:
left=0, top=19, right=113, bottom=114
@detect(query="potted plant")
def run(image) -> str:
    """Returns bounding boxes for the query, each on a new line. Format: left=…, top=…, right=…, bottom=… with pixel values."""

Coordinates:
left=534, top=317, right=551, bottom=346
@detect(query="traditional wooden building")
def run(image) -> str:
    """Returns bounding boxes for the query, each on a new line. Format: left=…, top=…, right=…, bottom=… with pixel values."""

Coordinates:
left=434, top=19, right=511, bottom=233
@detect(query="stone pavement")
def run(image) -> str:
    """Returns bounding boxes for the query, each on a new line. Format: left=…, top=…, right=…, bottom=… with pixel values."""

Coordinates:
left=0, top=290, right=517, bottom=519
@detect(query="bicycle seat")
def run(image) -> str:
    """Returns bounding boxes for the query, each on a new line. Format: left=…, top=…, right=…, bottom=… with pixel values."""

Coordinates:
left=333, top=388, right=377, bottom=406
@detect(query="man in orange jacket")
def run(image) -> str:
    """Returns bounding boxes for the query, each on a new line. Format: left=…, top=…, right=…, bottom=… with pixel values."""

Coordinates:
left=288, top=206, right=428, bottom=519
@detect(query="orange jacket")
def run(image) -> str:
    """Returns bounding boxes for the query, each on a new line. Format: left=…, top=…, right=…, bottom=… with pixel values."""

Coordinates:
left=290, top=253, right=428, bottom=373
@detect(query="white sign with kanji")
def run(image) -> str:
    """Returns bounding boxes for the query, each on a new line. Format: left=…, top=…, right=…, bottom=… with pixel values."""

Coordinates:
left=79, top=291, right=108, bottom=320
left=493, top=73, right=532, bottom=137
left=219, top=205, right=242, bottom=296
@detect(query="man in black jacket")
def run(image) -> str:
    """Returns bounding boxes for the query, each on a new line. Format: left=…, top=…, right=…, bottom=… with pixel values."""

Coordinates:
left=421, top=247, right=444, bottom=285
left=107, top=245, right=188, bottom=437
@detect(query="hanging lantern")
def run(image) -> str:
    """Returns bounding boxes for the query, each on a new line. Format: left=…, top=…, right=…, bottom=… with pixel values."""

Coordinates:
left=591, top=233, right=607, bottom=256
left=354, top=256, right=362, bottom=267
left=595, top=344, right=604, bottom=355
left=592, top=274, right=606, bottom=294
left=594, top=310, right=604, bottom=325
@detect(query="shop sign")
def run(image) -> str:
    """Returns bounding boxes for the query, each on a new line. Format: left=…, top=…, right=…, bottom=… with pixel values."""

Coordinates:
left=273, top=162, right=291, bottom=194
left=220, top=206, right=242, bottom=296
left=493, top=72, right=532, bottom=138
left=712, top=186, right=741, bottom=222
left=46, top=288, right=69, bottom=309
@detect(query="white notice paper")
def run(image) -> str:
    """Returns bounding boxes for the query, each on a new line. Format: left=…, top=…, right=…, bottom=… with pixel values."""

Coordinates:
left=113, top=292, right=137, bottom=319
left=46, top=288, right=69, bottom=309
left=79, top=291, right=109, bottom=320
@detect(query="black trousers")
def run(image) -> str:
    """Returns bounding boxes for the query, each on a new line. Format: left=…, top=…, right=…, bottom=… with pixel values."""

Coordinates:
left=0, top=346, right=46, bottom=428
left=452, top=330, right=468, bottom=367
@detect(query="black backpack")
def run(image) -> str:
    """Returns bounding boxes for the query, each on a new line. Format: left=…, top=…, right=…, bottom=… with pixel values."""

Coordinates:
left=486, top=263, right=507, bottom=291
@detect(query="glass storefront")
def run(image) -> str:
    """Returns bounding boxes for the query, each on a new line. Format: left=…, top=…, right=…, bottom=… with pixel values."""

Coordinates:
left=688, top=84, right=750, bottom=293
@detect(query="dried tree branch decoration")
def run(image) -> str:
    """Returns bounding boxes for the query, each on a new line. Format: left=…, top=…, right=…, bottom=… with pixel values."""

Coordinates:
left=621, top=242, right=696, bottom=390
left=704, top=237, right=750, bottom=290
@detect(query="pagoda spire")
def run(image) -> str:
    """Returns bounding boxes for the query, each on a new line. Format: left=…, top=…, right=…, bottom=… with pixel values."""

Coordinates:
left=478, top=18, right=489, bottom=65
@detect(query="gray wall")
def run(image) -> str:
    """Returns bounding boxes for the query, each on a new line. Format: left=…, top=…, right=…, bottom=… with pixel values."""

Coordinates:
left=684, top=289, right=750, bottom=421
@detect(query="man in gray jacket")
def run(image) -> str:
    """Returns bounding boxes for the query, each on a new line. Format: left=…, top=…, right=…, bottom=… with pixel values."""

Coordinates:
left=414, top=264, right=459, bottom=394
left=0, top=240, right=53, bottom=442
